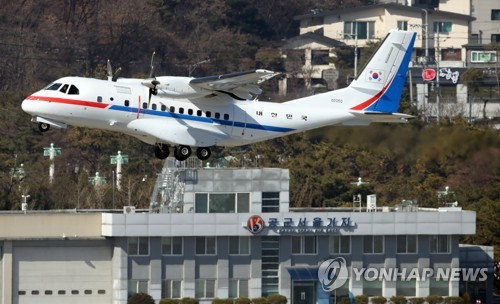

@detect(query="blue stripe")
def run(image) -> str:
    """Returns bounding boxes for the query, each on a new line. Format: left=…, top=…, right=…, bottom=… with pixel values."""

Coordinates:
left=108, top=105, right=294, bottom=133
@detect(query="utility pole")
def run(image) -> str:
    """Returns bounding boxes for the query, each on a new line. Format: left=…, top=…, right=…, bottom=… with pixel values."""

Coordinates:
left=346, top=34, right=359, bottom=78
left=110, top=151, right=128, bottom=191
left=422, top=9, right=429, bottom=61
left=436, top=23, right=441, bottom=123
left=43, top=143, right=61, bottom=184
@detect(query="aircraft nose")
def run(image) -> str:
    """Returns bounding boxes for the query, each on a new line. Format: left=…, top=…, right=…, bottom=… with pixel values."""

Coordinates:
left=21, top=98, right=35, bottom=114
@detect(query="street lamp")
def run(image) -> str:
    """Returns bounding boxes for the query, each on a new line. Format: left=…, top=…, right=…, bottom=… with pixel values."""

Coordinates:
left=43, top=143, right=62, bottom=184
left=88, top=172, right=107, bottom=187
left=21, top=194, right=30, bottom=213
left=110, top=151, right=128, bottom=191
left=351, top=177, right=369, bottom=212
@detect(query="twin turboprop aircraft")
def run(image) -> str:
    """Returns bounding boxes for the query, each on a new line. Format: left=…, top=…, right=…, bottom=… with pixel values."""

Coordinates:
left=22, top=30, right=416, bottom=161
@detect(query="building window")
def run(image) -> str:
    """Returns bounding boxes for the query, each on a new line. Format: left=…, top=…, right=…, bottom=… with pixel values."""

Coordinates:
left=397, top=235, right=417, bottom=254
left=32, top=290, right=39, bottom=295
left=45, top=290, right=53, bottom=295
left=229, top=236, right=250, bottom=255
left=492, top=34, right=500, bottom=43
left=430, top=235, right=450, bottom=253
left=492, top=9, right=500, bottom=20
left=471, top=51, right=497, bottom=63
left=363, top=235, right=384, bottom=254
left=291, top=236, right=317, bottom=254
left=262, top=192, right=280, bottom=212
left=18, top=291, right=26, bottom=295
left=84, top=290, right=92, bottom=295
left=196, top=237, right=216, bottom=255
left=58, top=290, right=65, bottom=295
left=128, top=237, right=149, bottom=256
left=162, top=237, right=183, bottom=255
left=441, top=48, right=461, bottom=61
left=396, top=279, right=416, bottom=296
left=229, top=279, right=249, bottom=298
left=195, top=279, right=215, bottom=299
left=128, top=280, right=148, bottom=298
left=162, top=280, right=182, bottom=298
left=311, top=50, right=329, bottom=65
left=397, top=20, right=408, bottom=31
left=261, top=236, right=280, bottom=297
left=433, top=21, right=452, bottom=34
left=97, top=290, right=106, bottom=295
left=344, top=21, right=376, bottom=39
left=194, top=193, right=250, bottom=213
left=329, top=235, right=350, bottom=254
left=363, top=278, right=382, bottom=296
left=430, top=277, right=449, bottom=296
left=71, top=290, right=79, bottom=295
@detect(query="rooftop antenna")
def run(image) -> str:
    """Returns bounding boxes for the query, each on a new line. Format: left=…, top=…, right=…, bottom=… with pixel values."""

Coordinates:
left=351, top=177, right=369, bottom=212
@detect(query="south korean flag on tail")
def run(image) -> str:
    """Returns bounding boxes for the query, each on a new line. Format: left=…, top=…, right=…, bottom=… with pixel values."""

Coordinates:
left=366, top=69, right=384, bottom=83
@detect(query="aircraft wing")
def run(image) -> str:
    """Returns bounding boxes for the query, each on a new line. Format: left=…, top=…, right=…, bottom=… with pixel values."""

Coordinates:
left=189, top=69, right=279, bottom=100
left=127, top=118, right=229, bottom=147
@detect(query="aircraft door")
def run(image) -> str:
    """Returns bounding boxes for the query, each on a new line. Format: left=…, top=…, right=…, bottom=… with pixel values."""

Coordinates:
left=231, top=103, right=247, bottom=141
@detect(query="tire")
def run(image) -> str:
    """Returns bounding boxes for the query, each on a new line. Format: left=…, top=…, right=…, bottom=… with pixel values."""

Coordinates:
left=196, top=147, right=211, bottom=160
left=174, top=145, right=191, bottom=161
left=38, top=123, right=50, bottom=132
left=154, top=144, right=169, bottom=159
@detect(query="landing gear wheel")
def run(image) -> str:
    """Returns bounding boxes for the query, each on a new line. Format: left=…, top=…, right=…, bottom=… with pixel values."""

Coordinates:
left=174, top=145, right=191, bottom=161
left=38, top=122, right=50, bottom=132
left=196, top=147, right=211, bottom=161
left=154, top=144, right=169, bottom=159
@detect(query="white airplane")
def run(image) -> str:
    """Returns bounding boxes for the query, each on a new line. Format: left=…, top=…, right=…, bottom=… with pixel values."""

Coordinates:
left=22, top=30, right=416, bottom=161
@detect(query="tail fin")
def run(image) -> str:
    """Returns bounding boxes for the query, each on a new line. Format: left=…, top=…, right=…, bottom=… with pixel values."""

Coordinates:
left=347, top=30, right=416, bottom=113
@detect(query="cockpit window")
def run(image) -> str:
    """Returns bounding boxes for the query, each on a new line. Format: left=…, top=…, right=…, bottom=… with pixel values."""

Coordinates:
left=45, top=83, right=62, bottom=91
left=59, top=84, right=69, bottom=93
left=68, top=85, right=79, bottom=95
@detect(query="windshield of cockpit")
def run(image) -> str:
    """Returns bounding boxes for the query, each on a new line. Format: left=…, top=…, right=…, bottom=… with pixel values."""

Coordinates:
left=43, top=83, right=80, bottom=95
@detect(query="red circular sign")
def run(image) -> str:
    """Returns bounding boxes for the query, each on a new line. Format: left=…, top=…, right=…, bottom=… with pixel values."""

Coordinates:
left=422, top=68, right=436, bottom=81
left=247, top=215, right=265, bottom=234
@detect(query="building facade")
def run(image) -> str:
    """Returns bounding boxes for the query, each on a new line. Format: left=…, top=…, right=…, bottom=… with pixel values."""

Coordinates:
left=0, top=167, right=493, bottom=304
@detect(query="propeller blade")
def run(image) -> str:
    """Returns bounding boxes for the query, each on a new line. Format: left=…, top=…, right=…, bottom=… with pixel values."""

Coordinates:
left=112, top=67, right=122, bottom=82
left=149, top=51, right=156, bottom=78
left=107, top=59, right=113, bottom=81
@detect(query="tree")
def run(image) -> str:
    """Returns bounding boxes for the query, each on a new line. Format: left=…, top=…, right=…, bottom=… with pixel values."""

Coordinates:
left=128, top=293, right=155, bottom=304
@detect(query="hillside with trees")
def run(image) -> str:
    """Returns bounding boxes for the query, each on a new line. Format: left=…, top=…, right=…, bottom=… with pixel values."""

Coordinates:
left=0, top=1, right=498, bottom=259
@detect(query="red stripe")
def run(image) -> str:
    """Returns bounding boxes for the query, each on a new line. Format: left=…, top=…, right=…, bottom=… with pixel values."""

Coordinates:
left=27, top=95, right=109, bottom=109
left=349, top=74, right=395, bottom=111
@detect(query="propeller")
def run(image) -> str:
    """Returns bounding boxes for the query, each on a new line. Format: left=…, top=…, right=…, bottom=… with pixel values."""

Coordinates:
left=106, top=59, right=122, bottom=82
left=140, top=51, right=160, bottom=107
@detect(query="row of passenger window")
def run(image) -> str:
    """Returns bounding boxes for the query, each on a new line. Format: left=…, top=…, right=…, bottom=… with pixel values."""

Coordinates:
left=18, top=289, right=105, bottom=296
left=136, top=101, right=231, bottom=120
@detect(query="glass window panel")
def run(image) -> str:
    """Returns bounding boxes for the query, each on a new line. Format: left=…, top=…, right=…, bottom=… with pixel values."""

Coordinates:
left=492, top=9, right=500, bottom=20
left=340, top=236, right=350, bottom=254
left=292, top=236, right=301, bottom=254
left=408, top=235, right=417, bottom=253
left=162, top=280, right=171, bottom=298
left=172, top=237, right=182, bottom=255
left=396, top=279, right=416, bottom=296
left=195, top=193, right=208, bottom=213
left=239, top=280, right=249, bottom=297
left=439, top=235, right=449, bottom=252
left=430, top=235, right=438, bottom=253
left=195, top=280, right=204, bottom=298
left=364, top=236, right=373, bottom=253
left=139, top=237, right=149, bottom=255
left=209, top=193, right=236, bottom=213
left=330, top=236, right=339, bottom=254
left=196, top=237, right=206, bottom=254
left=430, top=277, right=449, bottom=296
left=172, top=281, right=181, bottom=298
left=237, top=193, right=250, bottom=213
left=344, top=21, right=352, bottom=38
left=206, top=237, right=216, bottom=254
left=240, top=236, right=250, bottom=254
left=357, top=22, right=368, bottom=39
left=363, top=278, right=382, bottom=296
left=397, top=235, right=406, bottom=253
left=229, top=280, right=238, bottom=298
left=128, top=238, right=138, bottom=255
left=138, top=281, right=148, bottom=293
left=162, top=237, right=172, bottom=255
left=374, top=236, right=383, bottom=253
left=368, top=21, right=375, bottom=38
left=128, top=281, right=137, bottom=297
left=262, top=192, right=280, bottom=199
left=229, top=236, right=239, bottom=254
left=206, top=280, right=215, bottom=298
left=303, top=236, right=317, bottom=254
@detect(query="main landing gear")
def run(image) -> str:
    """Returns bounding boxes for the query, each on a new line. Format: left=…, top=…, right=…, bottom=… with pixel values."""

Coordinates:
left=154, top=144, right=211, bottom=161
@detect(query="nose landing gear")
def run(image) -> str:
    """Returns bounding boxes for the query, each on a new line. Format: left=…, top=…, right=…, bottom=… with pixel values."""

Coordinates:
left=38, top=122, right=50, bottom=132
